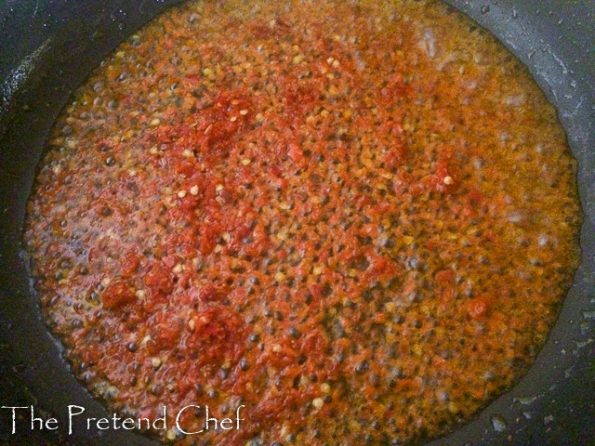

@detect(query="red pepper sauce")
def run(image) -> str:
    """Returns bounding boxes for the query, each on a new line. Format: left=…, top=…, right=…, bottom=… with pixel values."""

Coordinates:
left=24, top=0, right=582, bottom=444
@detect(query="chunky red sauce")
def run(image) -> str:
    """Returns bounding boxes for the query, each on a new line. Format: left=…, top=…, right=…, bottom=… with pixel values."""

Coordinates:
left=25, top=0, right=581, bottom=444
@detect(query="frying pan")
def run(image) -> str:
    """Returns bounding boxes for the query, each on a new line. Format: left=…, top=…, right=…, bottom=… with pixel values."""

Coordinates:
left=0, top=1, right=593, bottom=445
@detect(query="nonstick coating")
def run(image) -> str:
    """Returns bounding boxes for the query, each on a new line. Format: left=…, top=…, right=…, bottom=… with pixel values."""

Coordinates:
left=0, top=1, right=593, bottom=445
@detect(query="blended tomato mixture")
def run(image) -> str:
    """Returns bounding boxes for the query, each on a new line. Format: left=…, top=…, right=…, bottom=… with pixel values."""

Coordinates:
left=24, top=0, right=582, bottom=444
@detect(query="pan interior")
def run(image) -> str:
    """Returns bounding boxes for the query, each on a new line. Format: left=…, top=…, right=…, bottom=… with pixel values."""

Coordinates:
left=5, top=0, right=589, bottom=446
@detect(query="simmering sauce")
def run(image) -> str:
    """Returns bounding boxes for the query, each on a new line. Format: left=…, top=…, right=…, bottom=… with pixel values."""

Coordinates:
left=25, top=0, right=581, bottom=444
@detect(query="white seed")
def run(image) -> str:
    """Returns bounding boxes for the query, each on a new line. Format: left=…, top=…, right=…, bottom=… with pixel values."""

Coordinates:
left=151, top=357, right=162, bottom=368
left=172, top=263, right=183, bottom=274
left=202, top=67, right=215, bottom=80
left=443, top=175, right=454, bottom=185
left=190, top=185, right=199, bottom=195
left=241, top=158, right=251, bottom=166
left=135, top=289, right=146, bottom=299
left=312, top=398, right=324, bottom=409
left=239, top=109, right=248, bottom=116
left=216, top=184, right=224, bottom=192
left=313, top=265, right=323, bottom=275
left=272, top=344, right=282, bottom=353
left=150, top=118, right=160, bottom=127
left=177, top=190, right=186, bottom=198
left=166, top=429, right=176, bottom=441
left=274, top=271, right=286, bottom=282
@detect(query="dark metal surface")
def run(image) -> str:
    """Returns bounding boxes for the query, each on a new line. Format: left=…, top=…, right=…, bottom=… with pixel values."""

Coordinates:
left=0, top=1, right=593, bottom=445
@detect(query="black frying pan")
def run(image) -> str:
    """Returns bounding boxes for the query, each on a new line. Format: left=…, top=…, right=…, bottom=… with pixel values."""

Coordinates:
left=0, top=1, right=593, bottom=445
